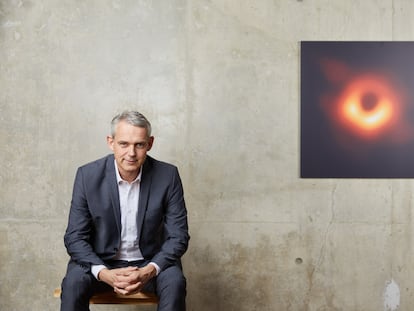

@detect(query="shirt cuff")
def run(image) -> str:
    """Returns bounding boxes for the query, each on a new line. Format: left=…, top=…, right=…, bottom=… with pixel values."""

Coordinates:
left=91, top=264, right=107, bottom=280
left=149, top=262, right=161, bottom=276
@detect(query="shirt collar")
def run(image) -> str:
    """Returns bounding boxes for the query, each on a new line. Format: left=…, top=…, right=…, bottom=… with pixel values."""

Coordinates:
left=114, top=159, right=142, bottom=184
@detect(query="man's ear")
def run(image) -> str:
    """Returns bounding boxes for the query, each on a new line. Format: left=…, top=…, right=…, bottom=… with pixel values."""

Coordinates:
left=147, top=136, right=154, bottom=151
left=106, top=135, right=114, bottom=151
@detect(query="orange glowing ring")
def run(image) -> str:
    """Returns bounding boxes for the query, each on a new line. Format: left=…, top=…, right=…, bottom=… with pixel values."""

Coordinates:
left=336, top=75, right=401, bottom=138
left=342, top=93, right=392, bottom=130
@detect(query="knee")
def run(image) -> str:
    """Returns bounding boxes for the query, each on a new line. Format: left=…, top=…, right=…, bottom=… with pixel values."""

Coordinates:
left=61, top=263, right=94, bottom=298
left=157, top=265, right=187, bottom=295
left=168, top=273, right=186, bottom=294
left=155, top=266, right=187, bottom=310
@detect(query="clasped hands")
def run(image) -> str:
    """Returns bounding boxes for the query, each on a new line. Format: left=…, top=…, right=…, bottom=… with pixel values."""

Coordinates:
left=98, top=264, right=156, bottom=295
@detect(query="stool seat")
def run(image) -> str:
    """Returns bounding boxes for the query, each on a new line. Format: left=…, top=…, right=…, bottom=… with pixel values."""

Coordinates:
left=54, top=287, right=159, bottom=305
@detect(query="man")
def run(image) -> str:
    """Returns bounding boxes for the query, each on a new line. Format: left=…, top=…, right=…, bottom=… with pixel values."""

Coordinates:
left=61, top=111, right=189, bottom=311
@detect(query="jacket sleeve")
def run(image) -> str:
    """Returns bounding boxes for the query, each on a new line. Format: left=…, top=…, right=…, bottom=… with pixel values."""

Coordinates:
left=150, top=167, right=190, bottom=271
left=63, top=168, right=105, bottom=268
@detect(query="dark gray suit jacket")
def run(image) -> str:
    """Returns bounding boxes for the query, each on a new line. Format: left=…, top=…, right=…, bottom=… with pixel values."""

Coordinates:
left=64, top=154, right=189, bottom=272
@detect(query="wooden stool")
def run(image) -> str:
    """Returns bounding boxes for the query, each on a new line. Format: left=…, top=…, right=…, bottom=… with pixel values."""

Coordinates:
left=54, top=287, right=158, bottom=305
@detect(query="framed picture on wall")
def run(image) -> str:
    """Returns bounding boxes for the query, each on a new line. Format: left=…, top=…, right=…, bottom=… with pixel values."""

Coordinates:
left=301, top=41, right=414, bottom=178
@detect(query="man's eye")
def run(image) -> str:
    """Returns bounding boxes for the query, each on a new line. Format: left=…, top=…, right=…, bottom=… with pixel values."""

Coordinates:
left=119, top=142, right=128, bottom=147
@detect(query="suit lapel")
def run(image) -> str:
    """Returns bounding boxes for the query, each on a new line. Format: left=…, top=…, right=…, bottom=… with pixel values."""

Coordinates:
left=106, top=156, right=122, bottom=235
left=137, top=157, right=153, bottom=238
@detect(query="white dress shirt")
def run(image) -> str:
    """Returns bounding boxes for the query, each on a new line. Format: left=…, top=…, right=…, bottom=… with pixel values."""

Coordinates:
left=113, top=162, right=144, bottom=261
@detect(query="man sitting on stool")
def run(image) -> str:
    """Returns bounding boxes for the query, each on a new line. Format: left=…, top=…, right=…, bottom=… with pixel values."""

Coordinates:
left=60, top=111, right=190, bottom=311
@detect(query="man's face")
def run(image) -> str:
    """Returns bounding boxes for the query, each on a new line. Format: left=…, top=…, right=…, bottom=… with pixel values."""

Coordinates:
left=107, top=120, right=154, bottom=182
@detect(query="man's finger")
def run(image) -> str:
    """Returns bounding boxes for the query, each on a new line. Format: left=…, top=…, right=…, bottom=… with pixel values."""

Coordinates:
left=114, top=287, right=128, bottom=295
left=124, top=282, right=141, bottom=293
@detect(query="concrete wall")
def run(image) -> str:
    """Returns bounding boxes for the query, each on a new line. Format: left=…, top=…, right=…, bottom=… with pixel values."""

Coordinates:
left=1, top=1, right=414, bottom=310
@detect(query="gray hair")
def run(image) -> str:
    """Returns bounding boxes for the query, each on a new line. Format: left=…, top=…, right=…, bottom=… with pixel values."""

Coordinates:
left=111, top=111, right=152, bottom=137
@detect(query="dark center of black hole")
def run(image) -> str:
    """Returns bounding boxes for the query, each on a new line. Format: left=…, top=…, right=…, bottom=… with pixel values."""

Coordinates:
left=361, top=92, right=378, bottom=111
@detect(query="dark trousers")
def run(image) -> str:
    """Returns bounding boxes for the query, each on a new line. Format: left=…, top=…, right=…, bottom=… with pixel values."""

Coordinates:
left=60, top=260, right=186, bottom=311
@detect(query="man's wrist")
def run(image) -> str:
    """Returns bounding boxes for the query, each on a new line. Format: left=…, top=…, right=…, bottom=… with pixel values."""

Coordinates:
left=148, top=262, right=160, bottom=276
left=144, top=263, right=157, bottom=279
left=91, top=264, right=107, bottom=280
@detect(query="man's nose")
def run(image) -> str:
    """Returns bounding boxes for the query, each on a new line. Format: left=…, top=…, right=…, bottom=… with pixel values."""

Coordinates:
left=128, top=145, right=136, bottom=156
